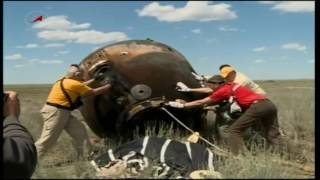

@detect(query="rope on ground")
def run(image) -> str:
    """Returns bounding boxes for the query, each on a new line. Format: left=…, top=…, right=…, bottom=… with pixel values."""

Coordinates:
left=160, top=107, right=229, bottom=156
left=161, top=107, right=314, bottom=175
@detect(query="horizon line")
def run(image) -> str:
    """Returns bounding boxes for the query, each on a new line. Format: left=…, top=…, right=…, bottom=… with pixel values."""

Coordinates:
left=3, top=78, right=315, bottom=86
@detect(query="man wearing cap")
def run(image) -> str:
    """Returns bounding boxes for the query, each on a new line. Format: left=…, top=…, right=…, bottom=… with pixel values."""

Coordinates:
left=35, top=64, right=112, bottom=159
left=169, top=75, right=286, bottom=156
left=220, top=64, right=266, bottom=95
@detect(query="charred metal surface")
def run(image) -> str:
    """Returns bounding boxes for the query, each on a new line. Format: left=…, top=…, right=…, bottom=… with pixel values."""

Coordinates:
left=79, top=40, right=210, bottom=139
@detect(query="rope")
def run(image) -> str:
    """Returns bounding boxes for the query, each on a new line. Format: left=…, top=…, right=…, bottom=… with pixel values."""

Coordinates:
left=160, top=107, right=229, bottom=155
left=161, top=107, right=314, bottom=175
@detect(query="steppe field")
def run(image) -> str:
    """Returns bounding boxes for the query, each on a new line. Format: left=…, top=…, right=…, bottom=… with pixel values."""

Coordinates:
left=4, top=79, right=315, bottom=179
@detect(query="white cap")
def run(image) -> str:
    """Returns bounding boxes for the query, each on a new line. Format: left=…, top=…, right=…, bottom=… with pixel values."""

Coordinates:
left=66, top=66, right=80, bottom=78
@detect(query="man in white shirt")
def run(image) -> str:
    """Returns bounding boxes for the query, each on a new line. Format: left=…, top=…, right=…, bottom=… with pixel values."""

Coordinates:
left=219, top=64, right=266, bottom=95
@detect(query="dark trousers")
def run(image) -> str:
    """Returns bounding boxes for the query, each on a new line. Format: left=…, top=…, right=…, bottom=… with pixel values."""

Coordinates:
left=226, top=99, right=284, bottom=155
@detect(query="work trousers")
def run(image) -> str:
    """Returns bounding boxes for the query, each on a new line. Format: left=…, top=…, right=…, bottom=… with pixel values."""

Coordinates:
left=226, top=99, right=286, bottom=155
left=35, top=104, right=91, bottom=158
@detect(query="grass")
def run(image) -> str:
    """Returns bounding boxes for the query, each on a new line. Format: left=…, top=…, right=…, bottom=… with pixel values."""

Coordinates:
left=4, top=79, right=315, bottom=178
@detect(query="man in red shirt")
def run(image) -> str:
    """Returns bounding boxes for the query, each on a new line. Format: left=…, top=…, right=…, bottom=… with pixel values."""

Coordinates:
left=168, top=75, right=285, bottom=155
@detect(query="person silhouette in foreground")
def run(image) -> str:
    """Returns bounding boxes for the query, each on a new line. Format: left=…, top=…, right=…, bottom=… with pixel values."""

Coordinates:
left=3, top=91, right=38, bottom=179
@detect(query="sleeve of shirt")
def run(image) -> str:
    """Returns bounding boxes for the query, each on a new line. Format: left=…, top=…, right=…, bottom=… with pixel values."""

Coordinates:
left=3, top=115, right=38, bottom=178
left=208, top=87, right=229, bottom=104
left=72, top=81, right=93, bottom=96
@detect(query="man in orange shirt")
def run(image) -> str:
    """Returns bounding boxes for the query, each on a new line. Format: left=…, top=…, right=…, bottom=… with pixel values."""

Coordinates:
left=35, top=64, right=111, bottom=159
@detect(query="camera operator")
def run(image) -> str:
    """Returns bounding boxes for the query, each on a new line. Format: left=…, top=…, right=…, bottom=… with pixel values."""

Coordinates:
left=3, top=91, right=38, bottom=179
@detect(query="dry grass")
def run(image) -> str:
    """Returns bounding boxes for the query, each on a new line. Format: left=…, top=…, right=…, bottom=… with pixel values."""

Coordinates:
left=4, top=79, right=315, bottom=178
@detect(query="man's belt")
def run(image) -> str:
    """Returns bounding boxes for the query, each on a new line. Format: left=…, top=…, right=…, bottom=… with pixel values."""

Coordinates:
left=46, top=102, right=73, bottom=110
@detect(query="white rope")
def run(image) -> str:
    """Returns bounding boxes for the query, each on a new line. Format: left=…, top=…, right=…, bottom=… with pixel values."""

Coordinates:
left=108, top=149, right=116, bottom=161
left=90, top=160, right=101, bottom=172
left=161, top=107, right=229, bottom=155
left=140, top=136, right=149, bottom=155
left=207, top=148, right=214, bottom=171
left=185, top=142, right=192, bottom=161
left=160, top=139, right=171, bottom=163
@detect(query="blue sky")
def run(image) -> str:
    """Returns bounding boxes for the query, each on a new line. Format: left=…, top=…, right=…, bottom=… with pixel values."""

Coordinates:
left=3, top=1, right=315, bottom=84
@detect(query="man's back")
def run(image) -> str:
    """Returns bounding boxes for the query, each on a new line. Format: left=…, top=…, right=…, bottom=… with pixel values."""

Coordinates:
left=234, top=72, right=266, bottom=95
left=46, top=78, right=92, bottom=108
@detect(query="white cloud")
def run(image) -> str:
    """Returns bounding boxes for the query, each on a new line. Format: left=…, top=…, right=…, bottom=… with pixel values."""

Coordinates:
left=219, top=27, right=239, bottom=32
left=191, top=28, right=201, bottom=34
left=57, top=50, right=69, bottom=54
left=26, top=58, right=63, bottom=65
left=32, top=15, right=91, bottom=30
left=259, top=1, right=277, bottom=5
left=72, top=23, right=91, bottom=29
left=272, top=2, right=314, bottom=13
left=5, top=54, right=23, bottom=60
left=38, top=30, right=128, bottom=44
left=15, top=64, right=26, bottom=68
left=281, top=43, right=306, bottom=52
left=44, top=43, right=65, bottom=48
left=308, top=59, right=314, bottom=63
left=37, top=60, right=64, bottom=64
left=252, top=47, right=266, bottom=52
left=33, top=15, right=129, bottom=45
left=17, top=43, right=39, bottom=48
left=136, top=1, right=237, bottom=22
left=28, top=58, right=39, bottom=63
left=260, top=1, right=314, bottom=13
left=254, top=59, right=265, bottom=63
